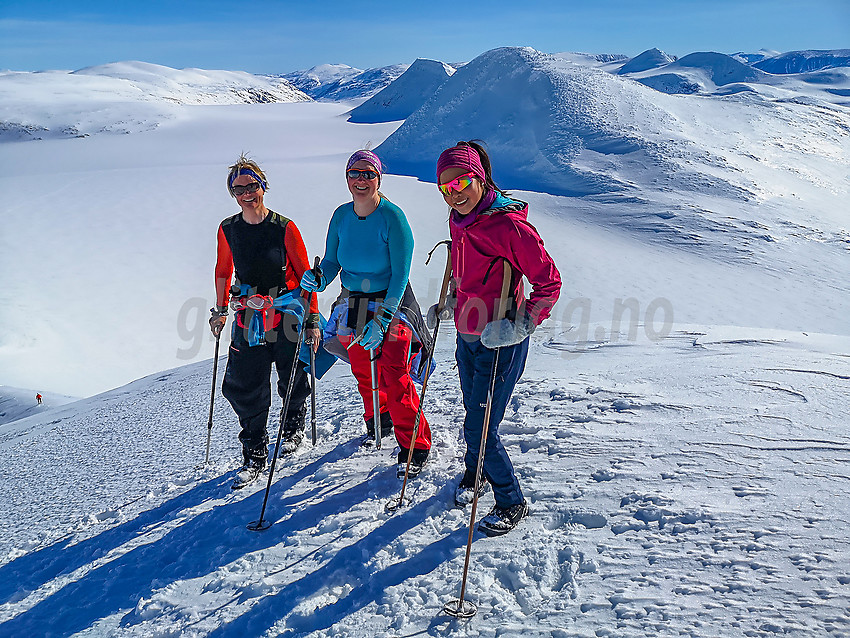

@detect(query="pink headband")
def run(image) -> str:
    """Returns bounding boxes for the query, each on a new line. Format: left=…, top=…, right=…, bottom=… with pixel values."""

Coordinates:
left=346, top=150, right=383, bottom=174
left=436, top=144, right=486, bottom=183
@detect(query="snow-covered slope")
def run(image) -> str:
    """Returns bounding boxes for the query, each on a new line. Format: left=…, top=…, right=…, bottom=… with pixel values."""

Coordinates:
left=0, top=61, right=310, bottom=141
left=0, top=322, right=848, bottom=637
left=378, top=46, right=849, bottom=263
left=0, top=386, right=78, bottom=426
left=281, top=63, right=363, bottom=96
left=377, top=47, right=656, bottom=196
left=753, top=49, right=850, bottom=74
left=732, top=49, right=782, bottom=65
left=284, top=63, right=409, bottom=101
left=616, top=48, right=676, bottom=74
left=348, top=58, right=455, bottom=124
left=664, top=51, right=768, bottom=86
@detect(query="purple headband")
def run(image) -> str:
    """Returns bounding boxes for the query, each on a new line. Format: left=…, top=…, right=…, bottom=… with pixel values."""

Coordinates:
left=346, top=150, right=383, bottom=174
left=229, top=167, right=267, bottom=191
left=436, top=144, right=486, bottom=183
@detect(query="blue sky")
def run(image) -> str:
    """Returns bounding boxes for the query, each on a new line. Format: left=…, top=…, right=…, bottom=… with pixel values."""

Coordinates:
left=1, top=0, right=847, bottom=73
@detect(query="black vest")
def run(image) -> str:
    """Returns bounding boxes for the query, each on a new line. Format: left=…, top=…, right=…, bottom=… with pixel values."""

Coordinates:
left=220, top=211, right=292, bottom=296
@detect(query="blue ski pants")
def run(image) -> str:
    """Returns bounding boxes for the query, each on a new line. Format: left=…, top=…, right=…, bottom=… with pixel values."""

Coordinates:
left=456, top=333, right=529, bottom=508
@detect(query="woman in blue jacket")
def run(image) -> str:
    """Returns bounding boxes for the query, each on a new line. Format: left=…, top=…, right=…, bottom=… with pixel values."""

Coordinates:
left=301, top=150, right=432, bottom=476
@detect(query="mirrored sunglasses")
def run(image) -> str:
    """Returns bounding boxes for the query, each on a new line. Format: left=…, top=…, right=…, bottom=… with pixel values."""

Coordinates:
left=231, top=182, right=261, bottom=196
left=346, top=169, right=379, bottom=181
left=438, top=172, right=477, bottom=196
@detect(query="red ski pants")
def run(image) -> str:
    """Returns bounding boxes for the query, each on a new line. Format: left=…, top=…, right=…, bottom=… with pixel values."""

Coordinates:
left=340, top=322, right=431, bottom=451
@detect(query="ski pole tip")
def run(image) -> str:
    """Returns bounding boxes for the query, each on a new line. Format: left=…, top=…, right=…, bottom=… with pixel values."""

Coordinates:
left=247, top=519, right=273, bottom=532
left=443, top=598, right=477, bottom=618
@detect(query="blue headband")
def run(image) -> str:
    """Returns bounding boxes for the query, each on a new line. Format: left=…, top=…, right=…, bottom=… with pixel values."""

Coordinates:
left=229, top=167, right=267, bottom=191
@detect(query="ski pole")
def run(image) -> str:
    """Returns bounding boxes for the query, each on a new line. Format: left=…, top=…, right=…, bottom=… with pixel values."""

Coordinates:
left=248, top=257, right=321, bottom=532
left=309, top=257, right=322, bottom=446
left=387, top=239, right=451, bottom=513
left=309, top=341, right=318, bottom=446
left=370, top=351, right=382, bottom=450
left=444, top=259, right=512, bottom=619
left=205, top=333, right=221, bottom=465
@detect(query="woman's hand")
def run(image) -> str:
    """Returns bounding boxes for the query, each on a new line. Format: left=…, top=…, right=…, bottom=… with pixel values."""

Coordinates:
left=306, top=327, right=322, bottom=353
left=209, top=315, right=226, bottom=338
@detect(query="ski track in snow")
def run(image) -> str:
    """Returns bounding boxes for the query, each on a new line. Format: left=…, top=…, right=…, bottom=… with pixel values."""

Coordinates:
left=1, top=325, right=848, bottom=637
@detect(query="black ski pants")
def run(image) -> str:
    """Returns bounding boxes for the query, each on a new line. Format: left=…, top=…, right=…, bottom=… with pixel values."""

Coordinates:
left=222, top=311, right=310, bottom=465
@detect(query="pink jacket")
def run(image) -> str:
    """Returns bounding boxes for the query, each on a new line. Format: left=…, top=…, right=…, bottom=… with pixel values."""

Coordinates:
left=450, top=195, right=561, bottom=336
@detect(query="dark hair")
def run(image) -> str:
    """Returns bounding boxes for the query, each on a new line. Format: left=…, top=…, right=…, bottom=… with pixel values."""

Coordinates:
left=455, top=139, right=507, bottom=196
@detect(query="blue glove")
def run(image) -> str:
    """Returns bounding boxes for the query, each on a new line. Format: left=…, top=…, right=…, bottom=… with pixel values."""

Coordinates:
left=300, top=269, right=327, bottom=293
left=359, top=319, right=385, bottom=350
left=358, top=305, right=395, bottom=350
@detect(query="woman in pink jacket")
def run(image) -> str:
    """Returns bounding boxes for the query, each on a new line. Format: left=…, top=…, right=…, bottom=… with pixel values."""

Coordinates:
left=435, top=141, right=561, bottom=536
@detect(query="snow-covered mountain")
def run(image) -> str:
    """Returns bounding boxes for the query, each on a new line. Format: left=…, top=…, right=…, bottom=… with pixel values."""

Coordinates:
left=2, top=44, right=849, bottom=398
left=616, top=47, right=676, bottom=74
left=0, top=61, right=309, bottom=141
left=378, top=46, right=849, bottom=268
left=753, top=48, right=850, bottom=74
left=284, top=63, right=409, bottom=101
left=348, top=58, right=455, bottom=124
left=1, top=42, right=849, bottom=637
left=280, top=63, right=363, bottom=95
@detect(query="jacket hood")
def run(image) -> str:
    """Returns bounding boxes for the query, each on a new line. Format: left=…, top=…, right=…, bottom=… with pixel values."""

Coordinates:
left=483, top=193, right=528, bottom=220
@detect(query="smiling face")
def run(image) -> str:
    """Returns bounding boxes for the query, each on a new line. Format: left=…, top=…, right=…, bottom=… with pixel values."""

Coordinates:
left=438, top=166, right=485, bottom=216
left=346, top=159, right=380, bottom=203
left=231, top=174, right=265, bottom=217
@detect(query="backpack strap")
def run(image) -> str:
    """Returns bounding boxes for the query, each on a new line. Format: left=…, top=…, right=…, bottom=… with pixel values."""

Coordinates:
left=268, top=211, right=291, bottom=290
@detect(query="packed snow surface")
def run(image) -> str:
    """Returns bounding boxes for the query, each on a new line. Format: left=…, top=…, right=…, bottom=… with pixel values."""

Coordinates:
left=1, top=325, right=848, bottom=637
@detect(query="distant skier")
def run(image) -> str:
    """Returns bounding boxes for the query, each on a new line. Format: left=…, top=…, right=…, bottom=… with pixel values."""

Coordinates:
left=434, top=141, right=561, bottom=535
left=300, top=149, right=434, bottom=477
left=210, top=155, right=321, bottom=489
left=36, top=393, right=42, bottom=405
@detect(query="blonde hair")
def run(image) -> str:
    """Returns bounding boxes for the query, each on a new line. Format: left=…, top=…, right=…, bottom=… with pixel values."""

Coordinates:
left=226, top=154, right=269, bottom=197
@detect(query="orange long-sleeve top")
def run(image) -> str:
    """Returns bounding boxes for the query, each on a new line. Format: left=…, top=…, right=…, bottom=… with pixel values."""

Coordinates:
left=215, top=211, right=319, bottom=325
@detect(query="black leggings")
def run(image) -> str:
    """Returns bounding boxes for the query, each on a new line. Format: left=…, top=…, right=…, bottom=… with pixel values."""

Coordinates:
left=222, top=312, right=311, bottom=463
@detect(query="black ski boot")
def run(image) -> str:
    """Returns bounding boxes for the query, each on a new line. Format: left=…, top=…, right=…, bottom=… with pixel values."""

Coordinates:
left=232, top=458, right=266, bottom=490
left=278, top=404, right=306, bottom=456
left=397, top=447, right=429, bottom=479
left=478, top=500, right=529, bottom=536
left=454, top=469, right=490, bottom=507
left=362, top=411, right=394, bottom=446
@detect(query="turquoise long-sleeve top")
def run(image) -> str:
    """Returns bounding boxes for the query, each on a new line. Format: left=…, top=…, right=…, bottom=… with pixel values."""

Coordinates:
left=319, top=197, right=414, bottom=313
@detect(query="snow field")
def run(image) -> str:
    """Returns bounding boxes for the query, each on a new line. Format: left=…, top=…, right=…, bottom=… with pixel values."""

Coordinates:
left=1, top=322, right=848, bottom=636
left=1, top=44, right=849, bottom=637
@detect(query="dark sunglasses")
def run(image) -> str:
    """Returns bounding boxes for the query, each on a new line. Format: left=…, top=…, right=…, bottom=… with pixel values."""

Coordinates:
left=231, top=182, right=261, bottom=196
left=346, top=169, right=379, bottom=181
